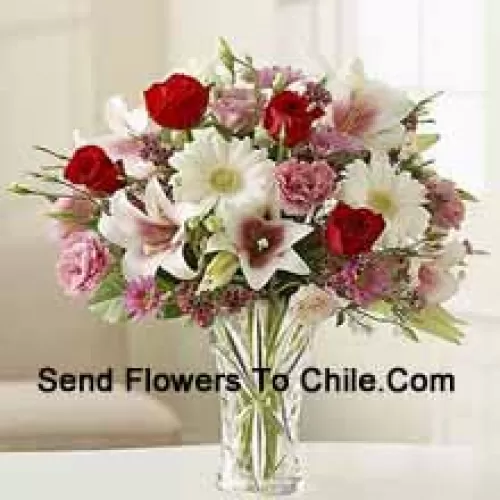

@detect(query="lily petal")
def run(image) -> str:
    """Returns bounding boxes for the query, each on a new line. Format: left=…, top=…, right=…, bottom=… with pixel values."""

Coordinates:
left=240, top=257, right=276, bottom=291
left=277, top=250, right=310, bottom=276
left=105, top=96, right=149, bottom=136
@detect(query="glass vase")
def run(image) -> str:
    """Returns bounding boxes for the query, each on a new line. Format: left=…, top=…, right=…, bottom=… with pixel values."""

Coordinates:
left=210, top=298, right=313, bottom=496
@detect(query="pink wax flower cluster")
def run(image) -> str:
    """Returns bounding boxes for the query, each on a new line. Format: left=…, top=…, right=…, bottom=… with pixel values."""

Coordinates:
left=274, top=159, right=336, bottom=216
left=327, top=256, right=395, bottom=307
left=56, top=231, right=111, bottom=296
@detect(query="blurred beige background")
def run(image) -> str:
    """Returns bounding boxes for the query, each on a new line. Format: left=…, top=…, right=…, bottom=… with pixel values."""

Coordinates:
left=0, top=0, right=499, bottom=450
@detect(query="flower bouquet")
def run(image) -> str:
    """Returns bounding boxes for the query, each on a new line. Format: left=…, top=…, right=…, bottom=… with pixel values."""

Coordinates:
left=9, top=39, right=481, bottom=495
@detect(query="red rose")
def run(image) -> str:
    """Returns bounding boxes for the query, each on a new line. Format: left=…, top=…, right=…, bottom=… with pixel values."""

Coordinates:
left=64, top=145, right=124, bottom=195
left=264, top=90, right=323, bottom=147
left=325, top=202, right=385, bottom=256
left=144, top=73, right=209, bottom=129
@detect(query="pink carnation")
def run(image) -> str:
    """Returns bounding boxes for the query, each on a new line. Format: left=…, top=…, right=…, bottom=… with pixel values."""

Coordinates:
left=274, top=159, right=335, bottom=216
left=426, top=177, right=465, bottom=230
left=211, top=88, right=262, bottom=134
left=51, top=197, right=95, bottom=240
left=56, top=231, right=111, bottom=296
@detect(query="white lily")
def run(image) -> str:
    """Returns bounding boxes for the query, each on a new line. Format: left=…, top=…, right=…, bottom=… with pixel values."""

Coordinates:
left=98, top=177, right=198, bottom=280
left=206, top=204, right=312, bottom=291
left=330, top=60, right=413, bottom=150
left=74, top=96, right=156, bottom=179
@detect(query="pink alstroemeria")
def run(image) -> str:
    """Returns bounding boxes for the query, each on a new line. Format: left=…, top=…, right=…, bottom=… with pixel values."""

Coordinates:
left=98, top=177, right=198, bottom=280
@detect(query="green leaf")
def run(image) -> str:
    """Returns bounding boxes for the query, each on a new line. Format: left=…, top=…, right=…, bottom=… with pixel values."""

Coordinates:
left=89, top=271, right=125, bottom=305
left=430, top=305, right=468, bottom=326
left=88, top=271, right=128, bottom=324
left=218, top=37, right=235, bottom=78
left=158, top=302, right=182, bottom=320
left=408, top=305, right=465, bottom=344
left=156, top=273, right=177, bottom=293
left=89, top=298, right=127, bottom=324
left=457, top=188, right=479, bottom=203
left=398, top=324, right=420, bottom=342
left=46, top=211, right=81, bottom=222
left=368, top=300, right=393, bottom=316
left=416, top=134, right=440, bottom=152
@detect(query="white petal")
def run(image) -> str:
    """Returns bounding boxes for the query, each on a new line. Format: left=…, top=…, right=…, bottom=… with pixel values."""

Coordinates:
left=73, top=129, right=88, bottom=148
left=277, top=250, right=310, bottom=276
left=122, top=246, right=165, bottom=280
left=281, top=220, right=313, bottom=250
left=159, top=244, right=198, bottom=280
left=438, top=240, right=467, bottom=269
left=98, top=213, right=130, bottom=248
left=127, top=106, right=149, bottom=135
left=206, top=233, right=235, bottom=254
left=240, top=258, right=276, bottom=291
left=105, top=96, right=149, bottom=136
left=123, top=158, right=155, bottom=179
left=364, top=125, right=406, bottom=150
left=144, top=177, right=177, bottom=222
left=426, top=270, right=459, bottom=304
left=362, top=81, right=413, bottom=131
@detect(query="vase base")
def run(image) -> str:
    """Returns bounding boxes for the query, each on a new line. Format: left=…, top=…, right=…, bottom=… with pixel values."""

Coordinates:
left=217, top=472, right=303, bottom=496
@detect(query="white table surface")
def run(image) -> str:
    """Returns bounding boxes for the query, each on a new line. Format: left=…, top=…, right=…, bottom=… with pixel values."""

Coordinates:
left=0, top=442, right=494, bottom=499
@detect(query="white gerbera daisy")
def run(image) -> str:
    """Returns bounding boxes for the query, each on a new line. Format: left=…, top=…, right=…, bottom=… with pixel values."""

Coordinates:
left=339, top=153, right=430, bottom=247
left=169, top=129, right=274, bottom=217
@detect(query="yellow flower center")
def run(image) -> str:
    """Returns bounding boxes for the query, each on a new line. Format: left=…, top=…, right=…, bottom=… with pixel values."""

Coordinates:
left=209, top=166, right=242, bottom=194
left=368, top=190, right=397, bottom=217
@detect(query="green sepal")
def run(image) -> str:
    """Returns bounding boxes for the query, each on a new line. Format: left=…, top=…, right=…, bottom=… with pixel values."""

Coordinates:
left=457, top=188, right=479, bottom=203
left=416, top=133, right=440, bottom=152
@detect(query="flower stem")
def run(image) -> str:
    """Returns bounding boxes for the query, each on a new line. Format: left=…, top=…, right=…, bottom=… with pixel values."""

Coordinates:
left=33, top=145, right=70, bottom=161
